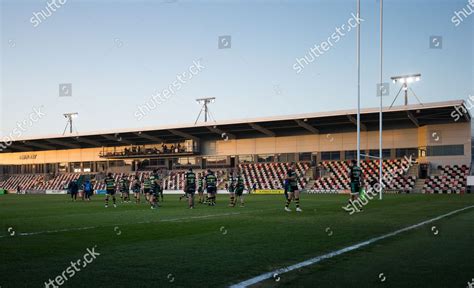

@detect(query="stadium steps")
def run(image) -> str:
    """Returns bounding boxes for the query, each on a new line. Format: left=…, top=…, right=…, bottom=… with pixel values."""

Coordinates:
left=304, top=179, right=315, bottom=191
left=407, top=164, right=419, bottom=177
left=413, top=178, right=426, bottom=193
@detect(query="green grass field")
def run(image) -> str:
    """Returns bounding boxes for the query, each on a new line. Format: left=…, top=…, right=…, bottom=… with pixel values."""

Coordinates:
left=1, top=193, right=473, bottom=288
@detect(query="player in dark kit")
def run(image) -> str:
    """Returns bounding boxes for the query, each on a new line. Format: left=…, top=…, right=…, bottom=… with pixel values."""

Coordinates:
left=184, top=168, right=196, bottom=209
left=227, top=170, right=236, bottom=207
left=197, top=174, right=204, bottom=204
left=119, top=175, right=131, bottom=203
left=234, top=170, right=245, bottom=207
left=149, top=170, right=160, bottom=209
left=283, top=178, right=289, bottom=200
left=143, top=175, right=152, bottom=202
left=104, top=173, right=117, bottom=208
left=284, top=163, right=302, bottom=212
left=348, top=160, right=364, bottom=204
left=68, top=179, right=79, bottom=201
left=205, top=169, right=218, bottom=206
left=132, top=176, right=142, bottom=204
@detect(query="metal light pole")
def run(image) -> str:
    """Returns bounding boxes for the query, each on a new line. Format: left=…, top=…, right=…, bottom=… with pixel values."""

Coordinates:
left=356, top=0, right=361, bottom=166
left=379, top=0, right=384, bottom=200
left=195, top=97, right=216, bottom=124
left=63, top=113, right=78, bottom=135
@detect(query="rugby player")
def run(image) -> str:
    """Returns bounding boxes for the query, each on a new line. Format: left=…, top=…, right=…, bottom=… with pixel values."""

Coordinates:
left=132, top=175, right=142, bottom=204
left=143, top=174, right=152, bottom=203
left=197, top=173, right=205, bottom=204
left=234, top=169, right=245, bottom=207
left=227, top=170, right=236, bottom=207
left=104, top=173, right=117, bottom=208
left=184, top=168, right=196, bottom=209
left=284, top=163, right=302, bottom=212
left=205, top=169, right=217, bottom=206
left=119, top=175, right=131, bottom=203
left=348, top=160, right=363, bottom=209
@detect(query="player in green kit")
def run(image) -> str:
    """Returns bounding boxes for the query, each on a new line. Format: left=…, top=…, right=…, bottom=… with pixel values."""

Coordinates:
left=234, top=169, right=245, bottom=207
left=348, top=160, right=364, bottom=208
left=104, top=173, right=117, bottom=208
left=143, top=174, right=152, bottom=203
left=184, top=168, right=196, bottom=209
left=149, top=170, right=160, bottom=209
left=119, top=175, right=130, bottom=203
left=205, top=169, right=218, bottom=206
left=132, top=175, right=142, bottom=204
left=227, top=170, right=236, bottom=207
left=284, top=163, right=302, bottom=212
left=197, top=173, right=204, bottom=204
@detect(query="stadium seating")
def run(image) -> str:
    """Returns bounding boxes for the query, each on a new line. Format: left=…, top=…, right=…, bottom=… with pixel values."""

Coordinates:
left=238, top=162, right=310, bottom=190
left=423, top=165, right=469, bottom=194
left=1, top=160, right=470, bottom=194
left=0, top=174, right=46, bottom=191
left=313, top=158, right=416, bottom=192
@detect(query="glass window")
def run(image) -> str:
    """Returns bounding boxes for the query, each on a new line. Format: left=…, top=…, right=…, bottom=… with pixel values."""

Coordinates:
left=321, top=151, right=341, bottom=161
left=239, top=155, right=254, bottom=163
left=257, top=154, right=275, bottom=163
left=345, top=150, right=357, bottom=160
left=396, top=148, right=418, bottom=159
left=426, top=145, right=464, bottom=156
left=299, top=152, right=312, bottom=162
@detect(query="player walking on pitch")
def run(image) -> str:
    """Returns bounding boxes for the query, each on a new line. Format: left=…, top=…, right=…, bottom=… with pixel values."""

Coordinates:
left=284, top=163, right=302, bottom=212
left=197, top=173, right=205, bottom=204
left=205, top=169, right=218, bottom=206
left=348, top=160, right=363, bottom=210
left=104, top=173, right=117, bottom=208
left=234, top=169, right=245, bottom=207
left=132, top=175, right=142, bottom=204
left=184, top=168, right=197, bottom=209
left=227, top=170, right=236, bottom=207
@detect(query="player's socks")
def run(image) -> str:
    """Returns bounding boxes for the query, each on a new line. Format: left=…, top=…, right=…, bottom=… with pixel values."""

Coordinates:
left=295, top=198, right=300, bottom=208
left=285, top=199, right=291, bottom=208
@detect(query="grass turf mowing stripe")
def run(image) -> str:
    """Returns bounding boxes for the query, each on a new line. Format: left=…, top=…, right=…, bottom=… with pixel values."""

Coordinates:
left=0, top=209, right=276, bottom=238
left=229, top=204, right=474, bottom=288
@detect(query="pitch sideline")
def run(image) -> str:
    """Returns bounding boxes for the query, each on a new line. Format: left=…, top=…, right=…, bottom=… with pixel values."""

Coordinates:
left=229, top=205, right=474, bottom=288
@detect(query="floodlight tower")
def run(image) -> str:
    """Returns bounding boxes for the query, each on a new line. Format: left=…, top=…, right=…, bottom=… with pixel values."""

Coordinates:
left=63, top=112, right=78, bottom=135
left=390, top=74, right=422, bottom=108
left=195, top=97, right=216, bottom=124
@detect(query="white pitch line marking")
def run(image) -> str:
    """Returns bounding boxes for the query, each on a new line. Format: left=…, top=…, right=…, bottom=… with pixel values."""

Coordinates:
left=0, top=210, right=260, bottom=238
left=229, top=205, right=474, bottom=288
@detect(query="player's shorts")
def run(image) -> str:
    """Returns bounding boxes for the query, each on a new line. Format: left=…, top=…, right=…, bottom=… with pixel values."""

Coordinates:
left=207, top=186, right=217, bottom=194
left=144, top=188, right=150, bottom=194
left=229, top=185, right=236, bottom=193
left=106, top=189, right=115, bottom=195
left=235, top=186, right=244, bottom=196
left=288, top=185, right=298, bottom=193
left=186, top=187, right=196, bottom=195
left=350, top=182, right=361, bottom=194
left=198, top=187, right=203, bottom=193
left=133, top=189, right=141, bottom=194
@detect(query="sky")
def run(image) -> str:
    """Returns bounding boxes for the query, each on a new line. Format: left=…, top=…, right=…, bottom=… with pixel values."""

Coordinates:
left=1, top=0, right=473, bottom=139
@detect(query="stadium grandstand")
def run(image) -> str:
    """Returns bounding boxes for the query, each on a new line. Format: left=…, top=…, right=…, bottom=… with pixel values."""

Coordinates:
left=0, top=100, right=471, bottom=195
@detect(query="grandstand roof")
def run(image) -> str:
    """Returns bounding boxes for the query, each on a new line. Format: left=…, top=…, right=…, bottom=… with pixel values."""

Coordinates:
left=1, top=100, right=469, bottom=153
